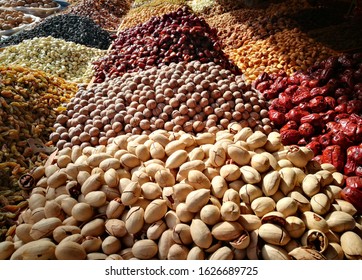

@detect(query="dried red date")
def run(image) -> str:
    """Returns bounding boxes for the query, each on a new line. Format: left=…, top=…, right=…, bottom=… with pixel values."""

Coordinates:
left=322, top=145, right=345, bottom=172
left=298, top=123, right=315, bottom=139
left=341, top=176, right=362, bottom=214
left=280, top=129, right=302, bottom=145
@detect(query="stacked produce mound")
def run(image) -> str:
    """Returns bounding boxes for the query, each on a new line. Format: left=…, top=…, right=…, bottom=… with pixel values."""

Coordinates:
left=93, top=6, right=240, bottom=83
left=1, top=128, right=361, bottom=260
left=62, top=0, right=132, bottom=31
left=0, top=9, right=35, bottom=31
left=0, top=0, right=58, bottom=9
left=0, top=65, right=77, bottom=239
left=254, top=53, right=362, bottom=177
left=0, top=37, right=107, bottom=83
left=118, top=0, right=188, bottom=30
left=0, top=14, right=113, bottom=49
left=52, top=61, right=270, bottom=150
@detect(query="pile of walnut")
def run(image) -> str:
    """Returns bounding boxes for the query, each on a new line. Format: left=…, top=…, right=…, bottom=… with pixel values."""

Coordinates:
left=0, top=126, right=361, bottom=260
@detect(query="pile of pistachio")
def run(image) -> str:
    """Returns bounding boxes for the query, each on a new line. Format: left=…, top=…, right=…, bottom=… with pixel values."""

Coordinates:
left=0, top=127, right=361, bottom=260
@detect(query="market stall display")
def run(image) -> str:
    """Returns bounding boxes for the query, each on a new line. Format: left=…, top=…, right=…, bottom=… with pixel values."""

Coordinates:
left=0, top=0, right=361, bottom=260
left=0, top=14, right=113, bottom=49
left=0, top=36, right=107, bottom=83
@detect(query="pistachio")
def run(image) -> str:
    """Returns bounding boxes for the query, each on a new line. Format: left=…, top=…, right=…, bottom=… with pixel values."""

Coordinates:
left=81, top=218, right=105, bottom=237
left=187, top=170, right=211, bottom=189
left=10, top=239, right=56, bottom=260
left=211, top=221, right=243, bottom=241
left=28, top=193, right=46, bottom=211
left=190, top=219, right=213, bottom=249
left=209, top=144, right=226, bottom=167
left=340, top=231, right=362, bottom=259
left=310, top=193, right=331, bottom=215
left=301, top=211, right=329, bottom=233
left=158, top=229, right=175, bottom=260
left=172, top=223, right=192, bottom=245
left=301, top=174, right=320, bottom=197
left=105, top=219, right=127, bottom=238
left=55, top=241, right=86, bottom=260
left=30, top=217, right=62, bottom=240
left=238, top=214, right=261, bottom=231
left=276, top=197, right=298, bottom=217
left=177, top=160, right=205, bottom=181
left=301, top=229, right=328, bottom=253
left=200, top=204, right=221, bottom=225
left=240, top=166, right=261, bottom=184
left=220, top=201, right=240, bottom=222
left=285, top=216, right=306, bottom=239
left=211, top=175, right=228, bottom=198
left=165, top=140, right=187, bottom=156
left=81, top=173, right=103, bottom=195
left=53, top=225, right=81, bottom=243
left=251, top=197, right=275, bottom=217
left=176, top=203, right=195, bottom=223
left=222, top=189, right=240, bottom=204
left=227, top=144, right=251, bottom=166
left=104, top=168, right=119, bottom=188
left=261, top=211, right=286, bottom=227
left=246, top=131, right=267, bottom=149
left=334, top=199, right=357, bottom=216
left=239, top=184, right=263, bottom=204
left=250, top=153, right=270, bottom=173
left=0, top=241, right=15, bottom=260
left=106, top=199, right=125, bottom=219
left=84, top=191, right=107, bottom=208
left=47, top=170, right=68, bottom=189
left=264, top=131, right=282, bottom=153
left=147, top=220, right=167, bottom=240
left=187, top=246, right=205, bottom=260
left=15, top=224, right=34, bottom=244
left=164, top=210, right=180, bottom=229
left=323, top=243, right=344, bottom=260
left=261, top=170, right=281, bottom=196
left=325, top=211, right=355, bottom=233
left=209, top=246, right=233, bottom=260
left=219, top=164, right=242, bottom=182
left=188, top=147, right=205, bottom=161
left=185, top=189, right=210, bottom=213
left=246, top=229, right=261, bottom=260
left=165, top=150, right=188, bottom=169
left=144, top=199, right=168, bottom=224
left=288, top=191, right=311, bottom=212
left=288, top=246, right=326, bottom=260
left=87, top=252, right=108, bottom=260
left=102, top=236, right=122, bottom=255
left=125, top=206, right=144, bottom=234
left=261, top=244, right=290, bottom=260
left=258, top=223, right=290, bottom=246
left=71, top=202, right=93, bottom=222
left=167, top=244, right=189, bottom=260
left=81, top=237, right=102, bottom=253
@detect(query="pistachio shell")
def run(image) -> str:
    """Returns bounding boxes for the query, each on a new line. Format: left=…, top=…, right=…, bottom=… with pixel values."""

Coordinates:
left=106, top=199, right=125, bottom=219
left=102, top=236, right=121, bottom=255
left=53, top=225, right=81, bottom=243
left=144, top=199, right=168, bottom=223
left=285, top=216, right=306, bottom=239
left=187, top=170, right=211, bottom=189
left=219, top=164, right=241, bottom=182
left=211, top=221, right=243, bottom=241
left=288, top=246, right=326, bottom=260
left=164, top=210, right=180, bottom=229
left=104, top=168, right=119, bottom=188
left=262, top=170, right=281, bottom=196
left=240, top=166, right=261, bottom=184
left=165, top=140, right=187, bottom=156
left=211, top=175, right=228, bottom=198
left=158, top=229, right=175, bottom=260
left=301, top=211, right=329, bottom=233
left=340, top=231, right=362, bottom=259
left=301, top=174, right=320, bottom=197
left=250, top=154, right=270, bottom=173
left=177, top=160, right=205, bottom=181
left=323, top=243, right=344, bottom=260
left=261, top=211, right=286, bottom=227
left=246, top=131, right=267, bottom=149
left=187, top=246, right=205, bottom=260
left=172, top=223, right=192, bottom=245
left=167, top=244, right=189, bottom=260
left=288, top=191, right=311, bottom=212
left=81, top=173, right=102, bottom=195
left=55, top=241, right=86, bottom=260
left=11, top=239, right=56, bottom=260
left=200, top=204, right=221, bottom=225
left=121, top=181, right=141, bottom=206
left=176, top=203, right=195, bottom=223
left=185, top=189, right=210, bottom=213
left=258, top=223, right=290, bottom=246
left=87, top=252, right=108, bottom=260
left=220, top=201, right=240, bottom=222
left=105, top=219, right=127, bottom=238
left=209, top=144, right=226, bottom=167
left=222, top=189, right=240, bottom=204
left=81, top=237, right=102, bottom=253
left=334, top=199, right=357, bottom=216
left=30, top=217, right=62, bottom=240
left=190, top=219, right=213, bottom=249
left=238, top=214, right=261, bottom=231
left=135, top=144, right=151, bottom=162
left=125, top=206, right=144, bottom=234
left=15, top=224, right=34, bottom=244
left=310, top=193, right=331, bottom=215
left=276, top=197, right=298, bottom=217
left=188, top=147, right=205, bottom=161
left=325, top=211, right=355, bottom=232
left=229, top=230, right=250, bottom=250
left=264, top=132, right=282, bottom=153
left=279, top=167, right=296, bottom=195
left=301, top=229, right=328, bottom=253
left=239, top=184, right=263, bottom=204
left=155, top=169, right=175, bottom=188
left=84, top=191, right=107, bottom=208
left=261, top=244, right=290, bottom=260
left=246, top=229, right=261, bottom=260
left=47, top=170, right=68, bottom=189
left=0, top=241, right=15, bottom=260
left=147, top=220, right=167, bottom=240
left=71, top=202, right=93, bottom=222
left=28, top=193, right=46, bottom=211
left=209, top=246, right=233, bottom=260
left=165, top=150, right=188, bottom=169
left=81, top=218, right=105, bottom=237
left=251, top=197, right=275, bottom=217
left=227, top=144, right=251, bottom=166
